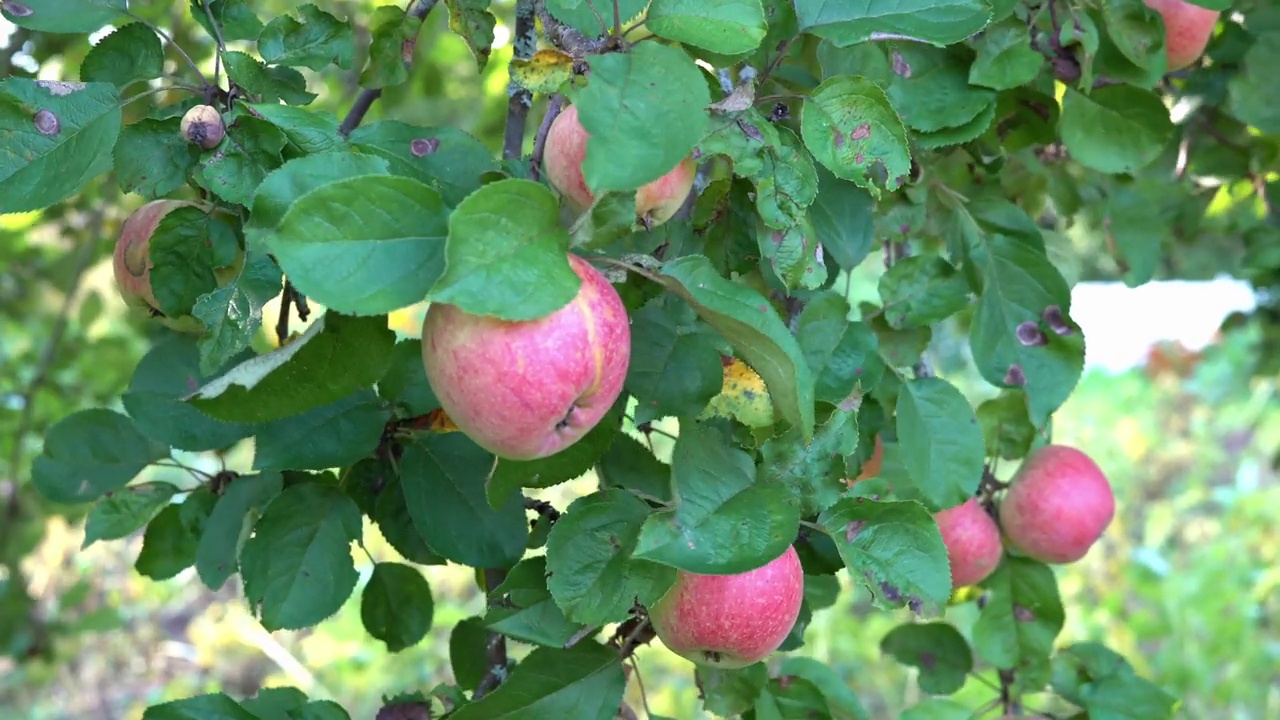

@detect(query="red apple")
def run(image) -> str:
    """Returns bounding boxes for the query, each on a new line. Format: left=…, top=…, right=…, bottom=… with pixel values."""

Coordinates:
left=999, top=445, right=1115, bottom=564
left=420, top=253, right=631, bottom=461
left=648, top=545, right=804, bottom=669
left=113, top=199, right=241, bottom=333
left=1143, top=0, right=1220, bottom=71
left=543, top=103, right=696, bottom=227
left=933, top=498, right=1003, bottom=589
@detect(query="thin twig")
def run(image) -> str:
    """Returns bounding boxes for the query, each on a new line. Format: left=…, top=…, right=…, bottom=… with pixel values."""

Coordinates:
left=127, top=10, right=210, bottom=87
left=502, top=0, right=538, bottom=160
left=120, top=84, right=197, bottom=107
left=338, top=0, right=440, bottom=138
left=198, top=0, right=227, bottom=87
left=581, top=0, right=609, bottom=35
left=588, top=256, right=666, bottom=285
left=630, top=657, right=652, bottom=718
left=612, top=0, right=622, bottom=35
left=473, top=568, right=511, bottom=699
left=755, top=36, right=798, bottom=89
left=530, top=94, right=566, bottom=180
left=523, top=496, right=562, bottom=525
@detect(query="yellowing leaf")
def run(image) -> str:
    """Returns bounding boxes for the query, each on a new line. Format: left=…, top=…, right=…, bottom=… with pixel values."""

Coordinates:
left=700, top=357, right=775, bottom=428
left=510, top=49, right=575, bottom=95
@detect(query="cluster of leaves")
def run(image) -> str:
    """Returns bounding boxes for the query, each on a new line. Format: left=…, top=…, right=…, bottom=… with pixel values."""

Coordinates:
left=3, top=0, right=1275, bottom=718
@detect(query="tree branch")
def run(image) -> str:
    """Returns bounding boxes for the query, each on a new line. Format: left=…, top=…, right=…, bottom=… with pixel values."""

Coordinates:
left=473, top=568, right=511, bottom=699
left=275, top=280, right=310, bottom=345
left=529, top=93, right=566, bottom=179
left=536, top=0, right=610, bottom=56
left=338, top=0, right=440, bottom=138
left=502, top=0, right=539, bottom=161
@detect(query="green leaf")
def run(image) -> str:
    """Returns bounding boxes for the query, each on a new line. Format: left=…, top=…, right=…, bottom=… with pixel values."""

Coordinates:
left=972, top=557, right=1065, bottom=669
left=976, top=391, right=1036, bottom=460
left=800, top=75, right=912, bottom=198
left=258, top=3, right=355, bottom=71
left=1101, top=0, right=1167, bottom=73
left=345, top=457, right=446, bottom=566
left=796, top=293, right=884, bottom=406
left=187, top=312, right=396, bottom=423
left=1104, top=185, right=1164, bottom=288
left=546, top=490, right=677, bottom=625
left=348, top=120, right=499, bottom=207
left=1059, top=86, right=1174, bottom=175
left=969, top=22, right=1045, bottom=90
left=248, top=103, right=343, bottom=153
left=193, top=111, right=288, bottom=205
left=443, top=0, right=497, bottom=70
left=113, top=117, right=200, bottom=199
left=377, top=339, right=440, bottom=416
left=809, top=166, right=874, bottom=270
left=700, top=663, right=769, bottom=716
left=886, top=45, right=997, bottom=133
left=596, top=433, right=673, bottom=503
left=135, top=489, right=217, bottom=581
left=794, top=0, right=992, bottom=47
left=777, top=656, right=871, bottom=720
left=253, top=390, right=390, bottom=471
left=485, top=556, right=587, bottom=647
left=697, top=113, right=819, bottom=229
left=80, top=23, right=163, bottom=87
left=487, top=398, right=625, bottom=505
left=31, top=409, right=169, bottom=505
left=758, top=220, right=828, bottom=293
left=760, top=408, right=858, bottom=516
left=399, top=434, right=528, bottom=568
left=912, top=100, right=996, bottom=150
left=543, top=0, right=650, bottom=41
left=193, top=250, right=284, bottom=377
left=360, top=5, right=413, bottom=89
left=429, top=179, right=581, bottom=320
left=196, top=471, right=284, bottom=591
left=817, top=498, right=952, bottom=614
left=82, top=482, right=180, bottom=548
left=1228, top=33, right=1280, bottom=134
left=881, top=622, right=974, bottom=694
left=900, top=698, right=972, bottom=720
left=141, top=692, right=258, bottom=720
left=647, top=0, right=767, bottom=55
left=634, top=422, right=800, bottom=574
left=661, top=254, right=816, bottom=441
left=575, top=41, right=710, bottom=194
left=0, top=78, right=122, bottom=214
left=239, top=482, right=363, bottom=631
left=450, top=616, right=489, bottom=692
left=449, top=641, right=627, bottom=720
left=1051, top=642, right=1179, bottom=720
left=247, top=151, right=391, bottom=249
left=625, top=298, right=725, bottom=422
left=221, top=50, right=317, bottom=105
left=361, top=562, right=434, bottom=652
left=895, top=376, right=985, bottom=511
left=121, top=335, right=254, bottom=452
left=1, top=0, right=125, bottom=33
left=265, top=175, right=449, bottom=316
left=961, top=225, right=1084, bottom=426
left=192, top=0, right=264, bottom=42
left=879, top=255, right=971, bottom=329
left=148, top=207, right=241, bottom=319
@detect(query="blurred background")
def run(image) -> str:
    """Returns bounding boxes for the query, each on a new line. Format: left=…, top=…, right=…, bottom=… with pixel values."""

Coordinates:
left=3, top=2, right=1278, bottom=719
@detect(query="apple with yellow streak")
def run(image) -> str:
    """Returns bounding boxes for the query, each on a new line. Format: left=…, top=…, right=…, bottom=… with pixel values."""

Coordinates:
left=420, top=253, right=631, bottom=461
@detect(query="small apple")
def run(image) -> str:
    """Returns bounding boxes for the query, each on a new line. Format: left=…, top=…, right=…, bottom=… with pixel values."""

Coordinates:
left=999, top=445, right=1115, bottom=564
left=543, top=103, right=696, bottom=227
left=648, top=545, right=804, bottom=669
left=1143, top=0, right=1220, bottom=71
left=933, top=498, right=1003, bottom=589
left=420, top=253, right=631, bottom=461
left=112, top=199, right=242, bottom=333
left=180, top=104, right=226, bottom=150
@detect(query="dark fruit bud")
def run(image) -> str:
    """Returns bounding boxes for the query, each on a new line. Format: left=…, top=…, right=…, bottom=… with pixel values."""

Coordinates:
left=180, top=104, right=226, bottom=150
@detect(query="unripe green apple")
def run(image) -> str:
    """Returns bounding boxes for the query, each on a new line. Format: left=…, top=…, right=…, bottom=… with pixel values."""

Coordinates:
left=420, top=253, right=631, bottom=461
left=933, top=497, right=1003, bottom=589
left=648, top=545, right=804, bottom=669
left=999, top=445, right=1115, bottom=564
left=1143, top=0, right=1220, bottom=71
left=112, top=199, right=242, bottom=334
left=543, top=103, right=696, bottom=227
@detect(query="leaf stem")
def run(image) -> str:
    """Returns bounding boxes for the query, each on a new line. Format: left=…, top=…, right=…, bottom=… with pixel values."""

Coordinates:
left=755, top=35, right=797, bottom=89
left=126, top=10, right=210, bottom=88
left=630, top=657, right=653, bottom=717
left=120, top=84, right=195, bottom=107
left=588, top=255, right=666, bottom=285
left=337, top=0, right=440, bottom=138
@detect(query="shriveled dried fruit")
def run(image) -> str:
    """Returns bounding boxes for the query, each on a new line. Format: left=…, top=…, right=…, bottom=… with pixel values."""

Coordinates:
left=180, top=104, right=226, bottom=150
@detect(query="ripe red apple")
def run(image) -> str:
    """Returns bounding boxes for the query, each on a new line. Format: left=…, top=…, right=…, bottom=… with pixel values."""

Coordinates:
left=933, top=498, right=1003, bottom=589
left=113, top=199, right=241, bottom=333
left=543, top=103, right=696, bottom=227
left=1143, top=0, right=1220, bottom=71
left=648, top=545, right=804, bottom=669
left=420, top=253, right=631, bottom=461
left=999, top=445, right=1115, bottom=564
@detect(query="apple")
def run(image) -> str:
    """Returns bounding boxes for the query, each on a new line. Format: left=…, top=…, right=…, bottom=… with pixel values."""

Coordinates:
left=112, top=199, right=241, bottom=333
left=180, top=104, right=226, bottom=150
left=543, top=103, right=696, bottom=227
left=933, top=498, right=1003, bottom=589
left=420, top=253, right=631, bottom=461
left=648, top=544, right=804, bottom=669
left=999, top=445, right=1115, bottom=564
left=1143, top=0, right=1220, bottom=71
